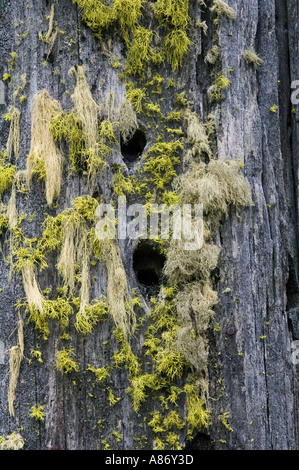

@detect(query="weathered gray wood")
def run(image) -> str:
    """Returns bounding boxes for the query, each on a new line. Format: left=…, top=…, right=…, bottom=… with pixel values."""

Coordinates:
left=0, top=0, right=298, bottom=451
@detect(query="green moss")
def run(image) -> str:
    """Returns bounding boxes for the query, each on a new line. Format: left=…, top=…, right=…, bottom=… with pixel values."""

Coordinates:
left=113, top=327, right=140, bottom=378
left=0, top=213, right=9, bottom=236
left=29, top=404, right=45, bottom=421
left=75, top=297, right=108, bottom=334
left=55, top=347, right=79, bottom=374
left=50, top=111, right=85, bottom=172
left=167, top=110, right=181, bottom=121
left=155, top=336, right=186, bottom=380
left=148, top=409, right=184, bottom=450
left=127, top=373, right=160, bottom=413
left=71, top=195, right=99, bottom=222
left=0, top=151, right=17, bottom=197
left=87, top=364, right=110, bottom=383
left=145, top=102, right=164, bottom=117
left=73, top=0, right=144, bottom=45
left=125, top=82, right=146, bottom=113
left=113, top=168, right=136, bottom=196
left=85, top=144, right=109, bottom=189
left=155, top=0, right=191, bottom=70
left=208, top=72, right=232, bottom=101
left=108, top=387, right=121, bottom=406
left=72, top=0, right=116, bottom=39
left=50, top=110, right=111, bottom=186
left=219, top=411, right=233, bottom=432
left=30, top=348, right=43, bottom=363
left=99, top=120, right=117, bottom=143
left=163, top=29, right=192, bottom=71
left=126, top=27, right=154, bottom=76
left=9, top=52, right=18, bottom=71
left=184, top=384, right=210, bottom=434
left=3, top=73, right=12, bottom=84
left=143, top=139, right=183, bottom=191
left=43, top=297, right=74, bottom=331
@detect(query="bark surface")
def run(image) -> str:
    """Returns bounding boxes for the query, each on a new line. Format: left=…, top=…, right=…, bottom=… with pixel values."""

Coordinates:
left=0, top=0, right=298, bottom=451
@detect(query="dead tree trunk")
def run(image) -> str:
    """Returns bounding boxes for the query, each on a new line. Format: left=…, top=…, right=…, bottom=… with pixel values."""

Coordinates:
left=0, top=0, right=298, bottom=451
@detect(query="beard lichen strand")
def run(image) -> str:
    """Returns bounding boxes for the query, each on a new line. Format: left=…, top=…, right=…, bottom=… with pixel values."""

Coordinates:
left=5, top=106, right=21, bottom=160
left=39, top=3, right=59, bottom=59
left=26, top=89, right=63, bottom=207
left=8, top=314, right=24, bottom=417
left=174, top=280, right=218, bottom=398
left=21, top=262, right=44, bottom=317
left=101, top=238, right=137, bottom=339
left=69, top=65, right=101, bottom=151
left=118, top=99, right=138, bottom=144
left=57, top=214, right=88, bottom=295
left=172, top=159, right=253, bottom=225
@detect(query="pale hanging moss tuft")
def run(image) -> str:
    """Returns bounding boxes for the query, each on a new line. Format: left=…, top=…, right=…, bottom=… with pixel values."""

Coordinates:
left=173, top=159, right=253, bottom=224
left=7, top=183, right=18, bottom=230
left=174, top=281, right=218, bottom=396
left=4, top=106, right=21, bottom=159
left=184, top=109, right=213, bottom=163
left=39, top=3, right=59, bottom=59
left=8, top=314, right=24, bottom=417
left=69, top=65, right=101, bottom=151
left=101, top=238, right=136, bottom=338
left=243, top=47, right=264, bottom=70
left=0, top=432, right=25, bottom=450
left=26, top=89, right=63, bottom=207
left=57, top=214, right=88, bottom=295
left=210, top=0, right=237, bottom=23
left=21, top=262, right=44, bottom=317
left=204, top=44, right=221, bottom=65
left=164, top=238, right=220, bottom=285
left=119, top=99, right=138, bottom=144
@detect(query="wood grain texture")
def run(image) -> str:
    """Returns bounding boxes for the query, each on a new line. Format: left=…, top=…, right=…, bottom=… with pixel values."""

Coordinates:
left=0, top=0, right=298, bottom=450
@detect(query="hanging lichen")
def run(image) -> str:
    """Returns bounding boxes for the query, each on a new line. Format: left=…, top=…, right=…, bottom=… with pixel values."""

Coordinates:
left=4, top=106, right=20, bottom=160
left=39, top=3, right=59, bottom=59
left=101, top=238, right=137, bottom=338
left=8, top=314, right=24, bottom=417
left=26, top=89, right=63, bottom=207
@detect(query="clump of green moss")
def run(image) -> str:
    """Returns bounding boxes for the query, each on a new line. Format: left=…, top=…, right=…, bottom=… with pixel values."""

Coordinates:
left=208, top=72, right=232, bottom=102
left=155, top=0, right=192, bottom=70
left=184, top=383, right=210, bottom=434
left=29, top=404, right=45, bottom=421
left=143, top=139, right=183, bottom=192
left=55, top=347, right=79, bottom=373
left=50, top=111, right=86, bottom=172
left=126, top=26, right=154, bottom=76
left=87, top=364, right=110, bottom=383
left=0, top=151, right=17, bottom=198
